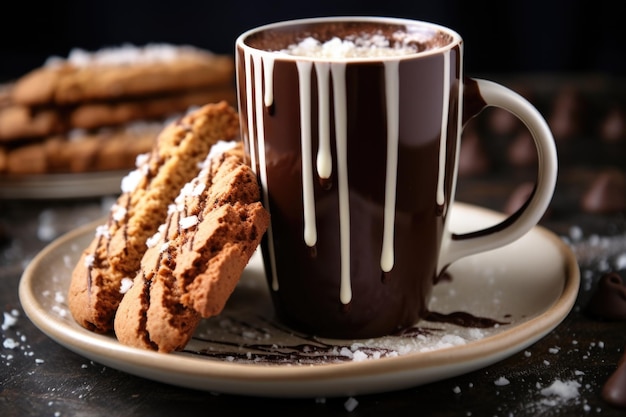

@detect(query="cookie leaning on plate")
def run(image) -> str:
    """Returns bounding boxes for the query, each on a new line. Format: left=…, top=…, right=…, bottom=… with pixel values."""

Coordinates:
left=68, top=101, right=239, bottom=333
left=114, top=141, right=269, bottom=352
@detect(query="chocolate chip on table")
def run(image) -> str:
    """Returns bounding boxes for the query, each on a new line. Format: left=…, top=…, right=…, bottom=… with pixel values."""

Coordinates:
left=487, top=106, right=521, bottom=136
left=458, top=127, right=491, bottom=177
left=586, top=272, right=626, bottom=408
left=580, top=169, right=626, bottom=214
left=548, top=86, right=586, bottom=140
left=507, top=129, right=538, bottom=168
left=503, top=181, right=535, bottom=215
left=599, top=106, right=626, bottom=143
left=602, top=349, right=626, bottom=409
left=586, top=272, right=626, bottom=321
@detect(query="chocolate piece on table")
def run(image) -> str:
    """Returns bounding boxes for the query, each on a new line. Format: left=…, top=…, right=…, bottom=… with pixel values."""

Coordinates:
left=507, top=129, right=538, bottom=168
left=588, top=272, right=626, bottom=409
left=580, top=169, right=626, bottom=214
left=548, top=86, right=585, bottom=140
left=599, top=107, right=626, bottom=143
left=487, top=106, right=521, bottom=136
left=457, top=127, right=491, bottom=177
left=586, top=272, right=626, bottom=321
left=602, top=347, right=626, bottom=409
left=503, top=182, right=536, bottom=215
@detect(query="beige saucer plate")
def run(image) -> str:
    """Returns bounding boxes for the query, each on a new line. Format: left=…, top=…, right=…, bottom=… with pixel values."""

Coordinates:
left=19, top=202, right=579, bottom=398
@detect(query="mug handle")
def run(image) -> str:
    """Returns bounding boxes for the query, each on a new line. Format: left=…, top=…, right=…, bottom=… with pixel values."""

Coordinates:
left=437, top=78, right=558, bottom=272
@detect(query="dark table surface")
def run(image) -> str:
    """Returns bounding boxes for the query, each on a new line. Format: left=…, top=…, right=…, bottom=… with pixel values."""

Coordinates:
left=2, top=73, right=626, bottom=416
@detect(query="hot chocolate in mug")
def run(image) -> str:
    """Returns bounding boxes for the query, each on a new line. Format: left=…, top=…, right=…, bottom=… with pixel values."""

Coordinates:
left=235, top=17, right=557, bottom=339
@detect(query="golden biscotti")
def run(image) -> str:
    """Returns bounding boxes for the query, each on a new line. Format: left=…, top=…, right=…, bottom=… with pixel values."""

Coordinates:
left=68, top=87, right=236, bottom=130
left=68, top=102, right=239, bottom=333
left=0, top=105, right=65, bottom=142
left=3, top=121, right=161, bottom=175
left=114, top=141, right=269, bottom=352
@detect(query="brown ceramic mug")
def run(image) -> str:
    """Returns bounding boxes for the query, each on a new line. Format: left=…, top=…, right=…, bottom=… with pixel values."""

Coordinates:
left=235, top=17, right=557, bottom=339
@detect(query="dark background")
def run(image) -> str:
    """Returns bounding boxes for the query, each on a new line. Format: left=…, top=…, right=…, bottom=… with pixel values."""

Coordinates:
left=0, top=0, right=623, bottom=82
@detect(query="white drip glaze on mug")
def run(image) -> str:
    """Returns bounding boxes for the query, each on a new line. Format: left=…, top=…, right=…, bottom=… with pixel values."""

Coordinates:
left=247, top=51, right=279, bottom=291
left=263, top=56, right=275, bottom=107
left=244, top=51, right=257, bottom=171
left=330, top=63, right=351, bottom=304
left=380, top=60, right=400, bottom=273
left=296, top=61, right=318, bottom=248
left=437, top=51, right=451, bottom=208
left=314, top=62, right=332, bottom=179
left=242, top=49, right=452, bottom=304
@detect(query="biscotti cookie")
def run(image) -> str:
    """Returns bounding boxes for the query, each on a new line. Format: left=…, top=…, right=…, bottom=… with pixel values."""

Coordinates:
left=0, top=87, right=235, bottom=143
left=0, top=104, right=66, bottom=142
left=2, top=141, right=46, bottom=175
left=69, top=87, right=236, bottom=130
left=91, top=124, right=161, bottom=172
left=0, top=121, right=161, bottom=175
left=12, top=44, right=234, bottom=106
left=68, top=101, right=239, bottom=333
left=114, top=141, right=269, bottom=352
left=0, top=82, right=65, bottom=143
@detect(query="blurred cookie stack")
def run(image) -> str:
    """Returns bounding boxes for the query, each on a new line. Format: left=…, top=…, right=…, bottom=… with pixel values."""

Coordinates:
left=0, top=43, right=235, bottom=175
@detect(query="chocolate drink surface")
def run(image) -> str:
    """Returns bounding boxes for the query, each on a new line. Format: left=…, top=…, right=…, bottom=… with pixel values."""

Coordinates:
left=244, top=21, right=453, bottom=57
left=238, top=19, right=463, bottom=338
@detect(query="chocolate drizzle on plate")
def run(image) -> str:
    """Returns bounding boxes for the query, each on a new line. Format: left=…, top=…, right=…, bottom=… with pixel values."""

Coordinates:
left=424, top=310, right=510, bottom=328
left=189, top=331, right=402, bottom=364
left=182, top=308, right=509, bottom=365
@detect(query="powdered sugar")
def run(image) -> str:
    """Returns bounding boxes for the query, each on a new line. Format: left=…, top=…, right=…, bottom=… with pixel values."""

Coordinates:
left=540, top=379, right=581, bottom=401
left=111, top=204, right=127, bottom=222
left=2, top=310, right=18, bottom=331
left=135, top=152, right=150, bottom=168
left=562, top=226, right=626, bottom=295
left=3, top=337, right=19, bottom=349
left=205, top=139, right=239, bottom=162
left=145, top=232, right=161, bottom=249
left=1, top=308, right=47, bottom=366
left=119, top=278, right=134, bottom=294
left=95, top=224, right=110, bottom=239
left=83, top=253, right=95, bottom=268
left=281, top=34, right=419, bottom=58
left=494, top=376, right=510, bottom=386
left=120, top=168, right=144, bottom=194
left=179, top=215, right=199, bottom=229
